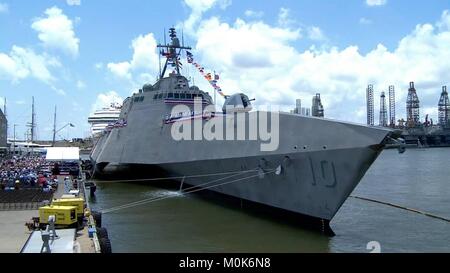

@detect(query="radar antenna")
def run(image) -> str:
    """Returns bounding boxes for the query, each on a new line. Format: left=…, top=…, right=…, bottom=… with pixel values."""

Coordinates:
left=157, top=27, right=191, bottom=79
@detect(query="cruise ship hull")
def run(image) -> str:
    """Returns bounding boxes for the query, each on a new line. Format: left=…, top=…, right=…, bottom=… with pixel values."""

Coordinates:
left=91, top=111, right=392, bottom=224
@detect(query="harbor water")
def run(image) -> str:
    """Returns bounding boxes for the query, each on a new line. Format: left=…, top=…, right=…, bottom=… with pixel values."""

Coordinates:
left=89, top=148, right=450, bottom=253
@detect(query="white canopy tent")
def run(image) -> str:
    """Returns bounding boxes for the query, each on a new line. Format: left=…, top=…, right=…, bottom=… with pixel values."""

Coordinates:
left=45, top=147, right=80, bottom=161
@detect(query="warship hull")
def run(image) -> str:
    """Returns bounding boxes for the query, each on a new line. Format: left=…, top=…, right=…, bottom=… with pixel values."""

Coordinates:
left=91, top=110, right=391, bottom=223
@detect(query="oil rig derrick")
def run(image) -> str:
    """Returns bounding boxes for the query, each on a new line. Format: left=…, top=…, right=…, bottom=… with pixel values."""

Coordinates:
left=379, top=92, right=388, bottom=127
left=311, top=93, right=324, bottom=117
left=406, top=82, right=420, bottom=128
left=438, top=85, right=449, bottom=127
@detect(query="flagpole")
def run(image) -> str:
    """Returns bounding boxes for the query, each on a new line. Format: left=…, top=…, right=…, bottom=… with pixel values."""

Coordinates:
left=214, top=71, right=217, bottom=107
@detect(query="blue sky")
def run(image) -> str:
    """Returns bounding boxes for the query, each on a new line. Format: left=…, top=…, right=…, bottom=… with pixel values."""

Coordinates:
left=1, top=0, right=449, bottom=140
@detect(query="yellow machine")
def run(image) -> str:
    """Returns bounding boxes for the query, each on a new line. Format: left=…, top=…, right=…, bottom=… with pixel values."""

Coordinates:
left=52, top=198, right=85, bottom=218
left=38, top=205, right=78, bottom=227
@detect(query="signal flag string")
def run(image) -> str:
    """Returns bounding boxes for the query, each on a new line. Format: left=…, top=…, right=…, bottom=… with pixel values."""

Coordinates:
left=186, top=51, right=228, bottom=98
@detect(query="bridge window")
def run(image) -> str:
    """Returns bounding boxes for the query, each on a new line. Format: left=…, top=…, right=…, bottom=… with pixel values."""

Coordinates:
left=186, top=93, right=192, bottom=99
left=158, top=93, right=163, bottom=99
left=174, top=93, right=180, bottom=99
left=168, top=93, right=174, bottom=98
left=180, top=93, right=186, bottom=99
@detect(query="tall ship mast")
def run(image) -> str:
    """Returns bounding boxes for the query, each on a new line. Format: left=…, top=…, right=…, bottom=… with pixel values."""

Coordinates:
left=90, top=27, right=399, bottom=233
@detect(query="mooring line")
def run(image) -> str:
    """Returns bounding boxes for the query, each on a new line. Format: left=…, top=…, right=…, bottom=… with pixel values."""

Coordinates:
left=101, top=170, right=276, bottom=214
left=101, top=169, right=260, bottom=213
left=90, top=169, right=259, bottom=184
left=350, top=195, right=450, bottom=223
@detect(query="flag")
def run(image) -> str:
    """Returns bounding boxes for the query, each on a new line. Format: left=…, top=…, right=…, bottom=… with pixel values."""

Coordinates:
left=186, top=51, right=193, bottom=57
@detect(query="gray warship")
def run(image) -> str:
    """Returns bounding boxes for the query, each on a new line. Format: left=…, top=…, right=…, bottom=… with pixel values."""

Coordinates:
left=90, top=28, right=398, bottom=232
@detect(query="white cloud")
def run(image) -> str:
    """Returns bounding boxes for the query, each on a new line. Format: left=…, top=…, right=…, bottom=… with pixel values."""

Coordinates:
left=308, top=26, right=326, bottom=41
left=366, top=0, right=387, bottom=6
left=107, top=61, right=131, bottom=79
left=66, top=0, right=81, bottom=6
left=0, top=46, right=60, bottom=84
left=0, top=46, right=66, bottom=95
left=278, top=7, right=295, bottom=28
left=359, top=17, right=372, bottom=25
left=182, top=0, right=231, bottom=34
left=107, top=33, right=159, bottom=81
left=244, top=10, right=264, bottom=19
left=218, top=0, right=231, bottom=10
left=31, top=6, right=80, bottom=57
left=94, top=62, right=103, bottom=70
left=437, top=10, right=450, bottom=31
left=91, top=91, right=123, bottom=113
left=196, top=18, right=300, bottom=70
left=76, top=80, right=85, bottom=89
left=189, top=10, right=450, bottom=124
left=0, top=2, right=8, bottom=13
left=51, top=86, right=66, bottom=96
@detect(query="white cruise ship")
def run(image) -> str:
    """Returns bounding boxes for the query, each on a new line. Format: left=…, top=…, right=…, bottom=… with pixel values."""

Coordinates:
left=88, top=103, right=122, bottom=136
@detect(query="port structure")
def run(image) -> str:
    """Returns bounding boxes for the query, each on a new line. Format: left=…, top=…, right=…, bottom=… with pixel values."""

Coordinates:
left=293, top=99, right=301, bottom=114
left=379, top=92, right=388, bottom=127
left=366, top=84, right=374, bottom=126
left=406, top=82, right=420, bottom=128
left=311, top=93, right=324, bottom=117
left=389, top=85, right=396, bottom=128
left=438, top=86, right=449, bottom=127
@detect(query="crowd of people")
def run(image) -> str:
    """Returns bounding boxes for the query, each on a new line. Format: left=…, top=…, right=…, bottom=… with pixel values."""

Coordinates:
left=0, top=156, right=56, bottom=191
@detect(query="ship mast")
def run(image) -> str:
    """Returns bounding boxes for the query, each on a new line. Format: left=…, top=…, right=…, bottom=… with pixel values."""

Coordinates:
left=157, top=28, right=191, bottom=79
left=31, top=96, right=35, bottom=143
left=52, top=105, right=57, bottom=147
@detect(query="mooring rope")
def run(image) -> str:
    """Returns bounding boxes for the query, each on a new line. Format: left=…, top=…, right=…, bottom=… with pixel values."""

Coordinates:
left=101, top=169, right=259, bottom=213
left=101, top=169, right=276, bottom=214
left=91, top=169, right=259, bottom=184
left=350, top=195, right=450, bottom=223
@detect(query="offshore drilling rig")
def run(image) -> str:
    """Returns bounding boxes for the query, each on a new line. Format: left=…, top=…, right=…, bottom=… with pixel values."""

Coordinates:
left=366, top=82, right=450, bottom=147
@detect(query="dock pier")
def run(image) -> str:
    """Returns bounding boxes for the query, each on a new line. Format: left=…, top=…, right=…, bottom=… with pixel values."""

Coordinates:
left=20, top=173, right=103, bottom=253
left=1, top=148, right=108, bottom=253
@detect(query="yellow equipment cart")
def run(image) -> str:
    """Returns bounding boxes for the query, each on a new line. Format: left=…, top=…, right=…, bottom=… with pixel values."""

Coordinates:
left=38, top=205, right=78, bottom=228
